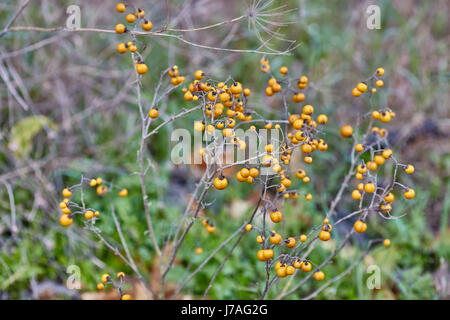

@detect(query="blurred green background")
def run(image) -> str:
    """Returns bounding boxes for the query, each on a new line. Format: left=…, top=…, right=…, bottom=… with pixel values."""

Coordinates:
left=0, top=0, right=448, bottom=299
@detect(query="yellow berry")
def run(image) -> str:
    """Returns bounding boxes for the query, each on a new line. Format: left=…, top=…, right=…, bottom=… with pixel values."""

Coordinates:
left=118, top=188, right=128, bottom=197
left=62, top=188, right=72, bottom=198
left=84, top=210, right=94, bottom=220
left=59, top=214, right=73, bottom=227
left=142, top=20, right=153, bottom=31
left=116, top=3, right=126, bottom=13
left=101, top=273, right=110, bottom=283
left=115, top=23, right=126, bottom=34
left=126, top=13, right=136, bottom=23
left=340, top=125, right=353, bottom=138
left=405, top=164, right=414, bottom=174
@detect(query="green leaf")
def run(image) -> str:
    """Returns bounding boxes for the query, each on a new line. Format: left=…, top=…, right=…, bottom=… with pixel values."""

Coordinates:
left=9, top=115, right=57, bottom=158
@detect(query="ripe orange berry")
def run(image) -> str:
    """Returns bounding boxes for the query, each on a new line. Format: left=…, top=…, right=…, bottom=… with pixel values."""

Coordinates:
left=382, top=149, right=393, bottom=159
left=364, top=182, right=376, bottom=193
left=299, top=75, right=308, bottom=84
left=265, top=86, right=274, bottom=96
left=269, top=232, right=282, bottom=245
left=236, top=171, right=245, bottom=182
left=60, top=214, right=73, bottom=227
left=356, top=82, right=368, bottom=92
left=352, top=87, right=362, bottom=97
left=256, top=235, right=264, bottom=244
left=276, top=266, right=287, bottom=278
left=213, top=176, right=228, bottom=190
left=376, top=79, right=384, bottom=87
left=317, top=114, right=328, bottom=124
left=352, top=190, right=362, bottom=200
left=97, top=283, right=105, bottom=290
left=135, top=8, right=145, bottom=17
left=256, top=250, right=265, bottom=261
left=383, top=238, right=391, bottom=247
left=302, top=104, right=314, bottom=115
left=101, top=273, right=110, bottom=283
left=249, top=168, right=259, bottom=178
left=206, top=225, right=216, bottom=233
left=148, top=108, right=159, bottom=119
left=286, top=265, right=295, bottom=275
left=116, top=3, right=126, bottom=13
left=270, top=210, right=283, bottom=223
left=384, top=192, right=395, bottom=203
left=136, top=63, right=149, bottom=75
left=121, top=294, right=132, bottom=300
left=301, top=261, right=312, bottom=272
left=340, top=125, right=353, bottom=138
left=374, top=155, right=385, bottom=166
left=117, top=42, right=127, bottom=54
left=62, top=188, right=72, bottom=198
left=354, top=220, right=367, bottom=233
left=263, top=249, right=274, bottom=260
left=405, top=164, right=414, bottom=174
left=142, top=20, right=153, bottom=31
left=84, top=210, right=94, bottom=220
left=126, top=13, right=136, bottom=23
left=115, top=23, right=126, bottom=34
left=286, top=237, right=296, bottom=248
left=403, top=188, right=415, bottom=199
left=372, top=110, right=380, bottom=119
left=319, top=230, right=331, bottom=241
left=314, top=270, right=325, bottom=281
left=376, top=68, right=385, bottom=76
left=119, top=188, right=128, bottom=197
left=379, top=111, right=391, bottom=123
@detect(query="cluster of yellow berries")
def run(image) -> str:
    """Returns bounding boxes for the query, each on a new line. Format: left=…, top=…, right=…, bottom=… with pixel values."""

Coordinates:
left=351, top=67, right=384, bottom=97
left=237, top=60, right=332, bottom=281
left=97, top=272, right=131, bottom=300
left=58, top=177, right=128, bottom=227
left=59, top=188, right=73, bottom=227
left=114, top=3, right=152, bottom=75
left=168, top=65, right=186, bottom=86
left=371, top=109, right=396, bottom=123
left=115, top=3, right=152, bottom=34
left=59, top=186, right=100, bottom=227
left=236, top=167, right=259, bottom=184
left=89, top=177, right=109, bottom=197
left=248, top=213, right=328, bottom=280
left=345, top=69, right=415, bottom=234
left=202, top=218, right=216, bottom=234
